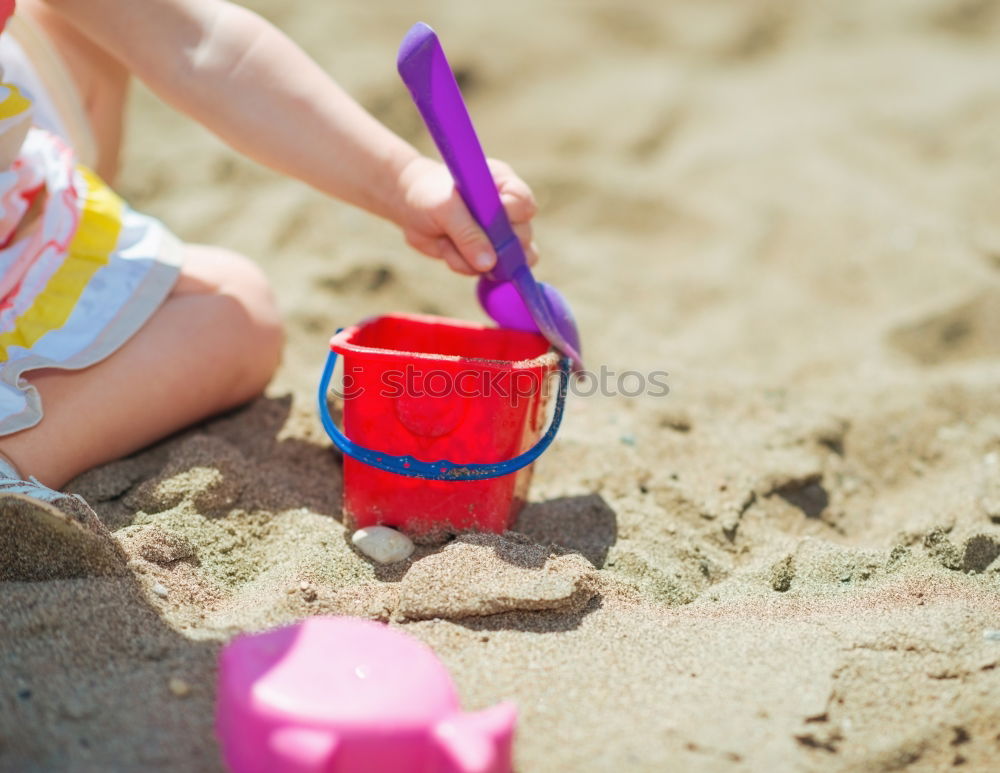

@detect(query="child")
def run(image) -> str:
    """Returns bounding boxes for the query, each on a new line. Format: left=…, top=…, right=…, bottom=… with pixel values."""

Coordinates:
left=0, top=0, right=539, bottom=580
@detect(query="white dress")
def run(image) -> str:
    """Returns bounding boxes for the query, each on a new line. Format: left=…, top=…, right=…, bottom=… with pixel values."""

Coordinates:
left=0, top=10, right=181, bottom=436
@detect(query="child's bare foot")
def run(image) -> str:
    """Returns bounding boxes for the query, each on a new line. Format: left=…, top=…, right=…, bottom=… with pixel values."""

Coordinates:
left=0, top=469, right=127, bottom=581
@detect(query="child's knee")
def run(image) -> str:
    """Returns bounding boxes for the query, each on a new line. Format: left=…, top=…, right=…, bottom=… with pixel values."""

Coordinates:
left=220, top=252, right=284, bottom=382
left=179, top=246, right=284, bottom=384
left=224, top=252, right=282, bottom=340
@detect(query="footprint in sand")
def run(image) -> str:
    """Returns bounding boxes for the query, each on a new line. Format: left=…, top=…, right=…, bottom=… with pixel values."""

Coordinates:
left=767, top=539, right=885, bottom=593
left=887, top=287, right=1000, bottom=365
left=317, top=264, right=396, bottom=295
left=124, top=435, right=248, bottom=516
left=396, top=533, right=597, bottom=621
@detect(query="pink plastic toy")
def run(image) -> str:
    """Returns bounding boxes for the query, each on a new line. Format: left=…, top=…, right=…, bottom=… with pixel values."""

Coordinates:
left=216, top=617, right=516, bottom=773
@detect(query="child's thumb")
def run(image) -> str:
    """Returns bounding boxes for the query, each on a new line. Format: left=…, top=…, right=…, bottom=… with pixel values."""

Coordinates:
left=445, top=206, right=496, bottom=273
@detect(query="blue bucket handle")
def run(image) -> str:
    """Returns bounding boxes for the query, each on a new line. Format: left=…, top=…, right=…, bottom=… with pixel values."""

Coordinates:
left=318, top=346, right=570, bottom=481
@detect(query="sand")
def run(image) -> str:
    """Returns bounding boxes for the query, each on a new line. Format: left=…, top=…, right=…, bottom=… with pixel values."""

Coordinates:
left=3, top=0, right=1000, bottom=770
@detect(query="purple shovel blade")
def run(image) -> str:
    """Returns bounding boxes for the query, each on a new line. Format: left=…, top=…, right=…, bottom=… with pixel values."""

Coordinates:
left=478, top=273, right=582, bottom=357
left=397, top=22, right=583, bottom=370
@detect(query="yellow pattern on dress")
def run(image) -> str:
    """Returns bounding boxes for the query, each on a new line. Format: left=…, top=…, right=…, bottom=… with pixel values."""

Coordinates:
left=0, top=81, right=29, bottom=120
left=0, top=167, right=124, bottom=358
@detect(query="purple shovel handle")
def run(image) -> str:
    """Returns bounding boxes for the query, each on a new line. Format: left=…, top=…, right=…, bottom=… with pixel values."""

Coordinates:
left=397, top=22, right=523, bottom=283
left=397, top=23, right=583, bottom=369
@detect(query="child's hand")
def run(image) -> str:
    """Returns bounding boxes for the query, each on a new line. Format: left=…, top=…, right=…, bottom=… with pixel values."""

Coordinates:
left=55, top=0, right=535, bottom=276
left=395, top=156, right=539, bottom=276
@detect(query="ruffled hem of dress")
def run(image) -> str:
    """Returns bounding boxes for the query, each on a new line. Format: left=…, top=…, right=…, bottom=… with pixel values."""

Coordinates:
left=0, top=226, right=182, bottom=436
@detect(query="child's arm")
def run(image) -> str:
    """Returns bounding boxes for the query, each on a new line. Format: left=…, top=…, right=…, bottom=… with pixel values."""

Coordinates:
left=41, top=0, right=537, bottom=275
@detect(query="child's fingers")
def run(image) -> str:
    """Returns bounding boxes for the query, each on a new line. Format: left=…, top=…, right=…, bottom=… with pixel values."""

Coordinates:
left=512, top=220, right=533, bottom=251
left=406, top=231, right=473, bottom=274
left=406, top=227, right=485, bottom=275
left=436, top=238, right=478, bottom=276
left=510, top=221, right=540, bottom=266
left=525, top=240, right=540, bottom=267
left=440, top=199, right=497, bottom=273
left=500, top=191, right=537, bottom=226
left=404, top=231, right=440, bottom=260
left=490, top=161, right=537, bottom=224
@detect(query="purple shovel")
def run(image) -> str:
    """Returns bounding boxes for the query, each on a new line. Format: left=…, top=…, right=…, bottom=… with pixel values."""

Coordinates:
left=397, top=22, right=584, bottom=370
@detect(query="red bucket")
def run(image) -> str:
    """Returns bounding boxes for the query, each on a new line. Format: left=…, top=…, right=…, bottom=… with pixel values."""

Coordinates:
left=318, top=313, right=567, bottom=536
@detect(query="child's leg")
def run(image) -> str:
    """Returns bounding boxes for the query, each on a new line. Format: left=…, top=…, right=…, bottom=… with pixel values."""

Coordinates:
left=0, top=245, right=284, bottom=489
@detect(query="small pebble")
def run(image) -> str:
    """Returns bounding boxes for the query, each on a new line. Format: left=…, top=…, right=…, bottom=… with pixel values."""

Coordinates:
left=351, top=526, right=414, bottom=564
left=168, top=678, right=190, bottom=697
left=151, top=582, right=169, bottom=599
left=984, top=630, right=1000, bottom=641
